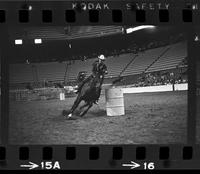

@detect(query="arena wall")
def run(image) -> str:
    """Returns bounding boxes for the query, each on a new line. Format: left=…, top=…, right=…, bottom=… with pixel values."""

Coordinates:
left=122, top=83, right=188, bottom=94
left=174, top=83, right=188, bottom=91
left=9, top=83, right=188, bottom=101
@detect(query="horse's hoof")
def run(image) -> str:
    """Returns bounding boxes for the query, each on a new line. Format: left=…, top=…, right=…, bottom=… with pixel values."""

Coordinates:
left=79, top=112, right=84, bottom=117
left=66, top=115, right=78, bottom=120
left=65, top=113, right=75, bottom=120
left=66, top=116, right=71, bottom=120
left=62, top=110, right=68, bottom=116
left=64, top=115, right=71, bottom=120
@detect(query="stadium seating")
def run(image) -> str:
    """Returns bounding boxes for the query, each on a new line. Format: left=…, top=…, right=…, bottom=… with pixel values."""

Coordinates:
left=146, top=42, right=187, bottom=72
left=10, top=64, right=35, bottom=84
left=9, top=41, right=187, bottom=87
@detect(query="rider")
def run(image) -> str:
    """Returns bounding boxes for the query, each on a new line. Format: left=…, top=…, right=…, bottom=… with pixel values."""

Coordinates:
left=92, top=54, right=107, bottom=77
left=75, top=54, right=107, bottom=104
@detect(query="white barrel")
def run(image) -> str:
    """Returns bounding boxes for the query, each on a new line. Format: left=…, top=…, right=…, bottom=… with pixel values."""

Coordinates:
left=105, top=88, right=125, bottom=116
left=59, top=93, right=65, bottom=100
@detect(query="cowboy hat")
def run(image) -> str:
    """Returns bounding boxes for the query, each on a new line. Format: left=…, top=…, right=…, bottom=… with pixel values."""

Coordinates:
left=98, top=54, right=106, bottom=60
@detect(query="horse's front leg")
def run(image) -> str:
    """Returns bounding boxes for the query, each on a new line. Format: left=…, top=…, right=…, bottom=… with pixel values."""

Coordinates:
left=67, top=95, right=82, bottom=118
left=97, top=88, right=101, bottom=99
left=80, top=103, right=93, bottom=117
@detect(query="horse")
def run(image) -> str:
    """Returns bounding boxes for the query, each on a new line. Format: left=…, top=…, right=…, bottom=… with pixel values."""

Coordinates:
left=64, top=64, right=108, bottom=119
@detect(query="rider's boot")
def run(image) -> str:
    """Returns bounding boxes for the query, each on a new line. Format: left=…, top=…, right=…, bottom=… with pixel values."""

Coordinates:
left=94, top=100, right=99, bottom=105
left=74, top=85, right=80, bottom=94
left=74, top=88, right=79, bottom=94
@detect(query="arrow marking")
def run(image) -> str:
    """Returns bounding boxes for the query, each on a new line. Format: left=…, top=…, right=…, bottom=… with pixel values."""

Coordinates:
left=122, top=161, right=140, bottom=169
left=20, top=162, right=39, bottom=170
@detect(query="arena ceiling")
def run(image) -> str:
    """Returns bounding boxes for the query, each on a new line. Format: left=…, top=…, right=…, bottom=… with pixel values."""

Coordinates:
left=10, top=26, right=123, bottom=41
left=7, top=26, right=187, bottom=64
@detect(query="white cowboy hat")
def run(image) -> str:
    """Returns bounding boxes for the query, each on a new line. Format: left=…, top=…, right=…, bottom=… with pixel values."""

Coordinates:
left=98, top=54, right=105, bottom=60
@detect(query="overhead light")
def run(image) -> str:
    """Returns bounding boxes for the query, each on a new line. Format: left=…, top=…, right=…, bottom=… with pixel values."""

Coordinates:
left=28, top=5, right=32, bottom=11
left=126, top=25, right=156, bottom=34
left=69, top=44, right=72, bottom=48
left=34, top=38, right=42, bottom=44
left=15, top=39, right=23, bottom=45
left=26, top=59, right=30, bottom=64
left=195, top=35, right=199, bottom=42
left=21, top=3, right=32, bottom=11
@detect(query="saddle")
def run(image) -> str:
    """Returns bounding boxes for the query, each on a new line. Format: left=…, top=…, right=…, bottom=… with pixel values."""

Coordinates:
left=75, top=75, right=94, bottom=93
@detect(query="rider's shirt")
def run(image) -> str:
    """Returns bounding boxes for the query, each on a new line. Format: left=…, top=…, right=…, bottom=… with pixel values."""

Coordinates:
left=92, top=60, right=107, bottom=76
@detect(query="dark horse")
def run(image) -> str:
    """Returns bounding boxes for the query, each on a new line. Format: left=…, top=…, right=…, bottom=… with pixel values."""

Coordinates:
left=64, top=65, right=108, bottom=119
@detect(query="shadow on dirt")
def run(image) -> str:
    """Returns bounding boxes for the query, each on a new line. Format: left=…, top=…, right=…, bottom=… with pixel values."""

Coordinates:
left=49, top=108, right=107, bottom=122
left=85, top=109, right=107, bottom=118
left=61, top=108, right=107, bottom=118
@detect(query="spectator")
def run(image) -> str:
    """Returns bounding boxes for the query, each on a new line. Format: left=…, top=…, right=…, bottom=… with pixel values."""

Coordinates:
left=135, top=68, right=187, bottom=87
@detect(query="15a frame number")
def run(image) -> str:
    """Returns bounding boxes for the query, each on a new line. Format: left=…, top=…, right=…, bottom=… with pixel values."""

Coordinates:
left=41, top=161, right=61, bottom=170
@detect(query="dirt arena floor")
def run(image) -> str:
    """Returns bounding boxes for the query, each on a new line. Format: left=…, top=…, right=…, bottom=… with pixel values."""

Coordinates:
left=9, top=91, right=187, bottom=144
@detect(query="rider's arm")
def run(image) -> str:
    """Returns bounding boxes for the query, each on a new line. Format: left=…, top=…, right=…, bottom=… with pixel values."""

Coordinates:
left=104, top=64, right=108, bottom=74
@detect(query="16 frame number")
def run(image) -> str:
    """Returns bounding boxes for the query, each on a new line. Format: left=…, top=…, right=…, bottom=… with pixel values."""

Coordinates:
left=41, top=161, right=60, bottom=170
left=144, top=162, right=155, bottom=170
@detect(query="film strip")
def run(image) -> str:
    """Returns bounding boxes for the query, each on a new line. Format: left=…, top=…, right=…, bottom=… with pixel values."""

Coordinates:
left=0, top=0, right=200, bottom=171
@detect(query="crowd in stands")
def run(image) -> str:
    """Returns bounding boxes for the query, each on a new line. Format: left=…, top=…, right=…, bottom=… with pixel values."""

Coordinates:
left=21, top=65, right=188, bottom=91
left=132, top=69, right=187, bottom=87
left=13, top=54, right=188, bottom=91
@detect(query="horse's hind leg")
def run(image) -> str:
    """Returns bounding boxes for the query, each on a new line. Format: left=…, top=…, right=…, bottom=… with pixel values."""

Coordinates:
left=67, top=95, right=82, bottom=117
left=80, top=103, right=93, bottom=117
left=79, top=102, right=88, bottom=111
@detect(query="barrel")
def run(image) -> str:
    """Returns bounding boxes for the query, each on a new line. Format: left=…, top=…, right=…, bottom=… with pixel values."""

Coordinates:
left=105, top=88, right=125, bottom=116
left=59, top=92, right=65, bottom=100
